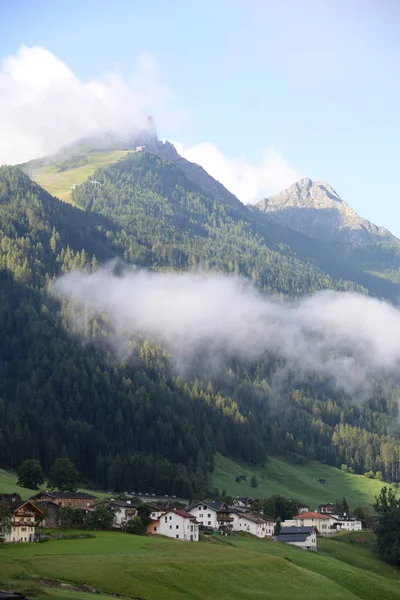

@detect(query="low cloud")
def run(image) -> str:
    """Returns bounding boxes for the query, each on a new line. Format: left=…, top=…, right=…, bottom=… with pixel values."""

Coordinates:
left=173, top=141, right=301, bottom=203
left=53, top=266, right=400, bottom=397
left=0, top=46, right=184, bottom=165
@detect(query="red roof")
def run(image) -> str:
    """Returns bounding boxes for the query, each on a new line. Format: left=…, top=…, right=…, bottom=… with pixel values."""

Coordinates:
left=162, top=509, right=197, bottom=520
left=294, top=512, right=331, bottom=519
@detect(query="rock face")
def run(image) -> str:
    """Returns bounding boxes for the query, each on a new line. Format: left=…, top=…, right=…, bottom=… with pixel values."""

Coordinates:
left=255, top=177, right=394, bottom=244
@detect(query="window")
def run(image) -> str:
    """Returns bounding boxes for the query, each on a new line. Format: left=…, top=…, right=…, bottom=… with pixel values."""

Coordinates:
left=190, top=535, right=193, bottom=541
left=199, top=513, right=203, bottom=517
left=169, top=516, right=172, bottom=520
left=164, top=517, right=168, bottom=522
left=208, top=521, right=211, bottom=526
left=190, top=525, right=193, bottom=531
left=176, top=534, right=179, bottom=539
left=21, top=527, right=27, bottom=532
left=203, top=506, right=207, bottom=510
left=170, top=525, right=172, bottom=529
left=176, top=525, right=179, bottom=529
left=207, top=513, right=211, bottom=517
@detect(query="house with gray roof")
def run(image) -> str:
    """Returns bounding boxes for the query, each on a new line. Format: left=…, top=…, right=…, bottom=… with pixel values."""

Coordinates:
left=277, top=526, right=317, bottom=550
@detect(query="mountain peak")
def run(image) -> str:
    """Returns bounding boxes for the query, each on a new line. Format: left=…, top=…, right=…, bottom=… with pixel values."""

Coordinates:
left=255, top=178, right=394, bottom=245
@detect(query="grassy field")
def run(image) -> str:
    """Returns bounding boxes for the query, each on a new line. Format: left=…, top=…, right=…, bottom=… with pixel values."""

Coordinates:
left=1, top=530, right=399, bottom=600
left=213, top=453, right=390, bottom=509
left=29, top=150, right=130, bottom=203
left=0, top=468, right=110, bottom=501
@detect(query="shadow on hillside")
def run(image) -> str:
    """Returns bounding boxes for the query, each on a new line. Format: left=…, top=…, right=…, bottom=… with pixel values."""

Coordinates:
left=248, top=207, right=400, bottom=302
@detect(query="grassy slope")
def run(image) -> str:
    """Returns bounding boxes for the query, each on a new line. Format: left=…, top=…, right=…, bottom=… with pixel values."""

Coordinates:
left=0, top=468, right=109, bottom=500
left=1, top=530, right=399, bottom=600
left=30, top=150, right=130, bottom=204
left=318, top=532, right=400, bottom=580
left=2, top=452, right=389, bottom=509
left=213, top=454, right=390, bottom=509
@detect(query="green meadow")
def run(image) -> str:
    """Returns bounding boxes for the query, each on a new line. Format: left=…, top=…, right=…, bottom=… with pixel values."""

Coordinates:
left=0, top=469, right=109, bottom=501
left=1, top=450, right=390, bottom=510
left=1, top=530, right=399, bottom=600
left=213, top=453, right=391, bottom=509
left=29, top=150, right=130, bottom=204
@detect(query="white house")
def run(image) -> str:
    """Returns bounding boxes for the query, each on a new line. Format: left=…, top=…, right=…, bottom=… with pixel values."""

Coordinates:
left=331, top=514, right=362, bottom=531
left=233, top=497, right=253, bottom=508
left=231, top=511, right=275, bottom=538
left=1, top=500, right=42, bottom=543
left=147, top=509, right=199, bottom=542
left=186, top=502, right=232, bottom=530
left=148, top=503, right=169, bottom=521
left=292, top=512, right=335, bottom=536
left=277, top=526, right=317, bottom=550
left=95, top=500, right=137, bottom=528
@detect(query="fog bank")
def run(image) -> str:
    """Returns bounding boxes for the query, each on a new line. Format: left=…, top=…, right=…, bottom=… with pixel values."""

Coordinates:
left=53, top=267, right=400, bottom=395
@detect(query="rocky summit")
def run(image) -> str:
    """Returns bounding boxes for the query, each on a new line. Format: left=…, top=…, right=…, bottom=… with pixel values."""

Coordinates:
left=255, top=177, right=394, bottom=244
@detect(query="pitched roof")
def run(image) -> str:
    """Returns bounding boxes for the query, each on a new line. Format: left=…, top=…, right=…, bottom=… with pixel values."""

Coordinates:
left=0, top=493, right=22, bottom=501
left=277, top=533, right=313, bottom=543
left=96, top=499, right=137, bottom=508
left=31, top=491, right=97, bottom=500
left=187, top=501, right=228, bottom=512
left=2, top=500, right=43, bottom=514
left=36, top=500, right=60, bottom=508
left=293, top=512, right=331, bottom=520
left=163, top=509, right=197, bottom=520
left=233, top=511, right=271, bottom=524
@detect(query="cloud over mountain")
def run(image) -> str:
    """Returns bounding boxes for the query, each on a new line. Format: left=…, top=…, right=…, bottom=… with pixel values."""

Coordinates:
left=173, top=141, right=301, bottom=203
left=0, top=45, right=184, bottom=164
left=54, top=266, right=400, bottom=398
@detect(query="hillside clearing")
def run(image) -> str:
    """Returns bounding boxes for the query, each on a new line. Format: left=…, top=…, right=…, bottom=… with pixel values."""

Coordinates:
left=213, top=453, right=390, bottom=509
left=27, top=150, right=130, bottom=203
left=0, top=468, right=109, bottom=500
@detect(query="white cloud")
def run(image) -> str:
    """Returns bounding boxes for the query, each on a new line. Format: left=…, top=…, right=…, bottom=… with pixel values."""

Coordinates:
left=0, top=46, right=184, bottom=165
left=54, top=266, right=400, bottom=397
left=172, top=141, right=302, bottom=202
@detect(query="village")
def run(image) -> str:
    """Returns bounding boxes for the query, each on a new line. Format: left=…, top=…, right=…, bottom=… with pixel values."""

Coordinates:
left=0, top=489, right=363, bottom=552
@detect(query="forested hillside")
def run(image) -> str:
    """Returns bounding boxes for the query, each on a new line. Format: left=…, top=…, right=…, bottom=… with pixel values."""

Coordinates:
left=1, top=152, right=400, bottom=496
left=71, top=152, right=362, bottom=296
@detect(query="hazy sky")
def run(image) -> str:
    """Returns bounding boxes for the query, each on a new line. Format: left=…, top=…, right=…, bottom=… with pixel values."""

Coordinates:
left=1, top=0, right=400, bottom=233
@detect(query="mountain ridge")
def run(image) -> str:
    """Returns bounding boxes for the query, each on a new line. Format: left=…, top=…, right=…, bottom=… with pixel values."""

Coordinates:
left=19, top=132, right=243, bottom=209
left=254, top=176, right=395, bottom=245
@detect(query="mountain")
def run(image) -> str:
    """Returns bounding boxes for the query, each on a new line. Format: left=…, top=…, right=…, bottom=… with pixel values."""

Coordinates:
left=1, top=146, right=400, bottom=495
left=19, top=131, right=242, bottom=209
left=155, top=140, right=242, bottom=208
left=255, top=177, right=395, bottom=245
left=21, top=138, right=400, bottom=302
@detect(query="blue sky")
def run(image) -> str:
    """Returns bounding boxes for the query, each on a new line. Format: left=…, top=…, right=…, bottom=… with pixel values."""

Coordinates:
left=1, top=0, right=400, bottom=233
